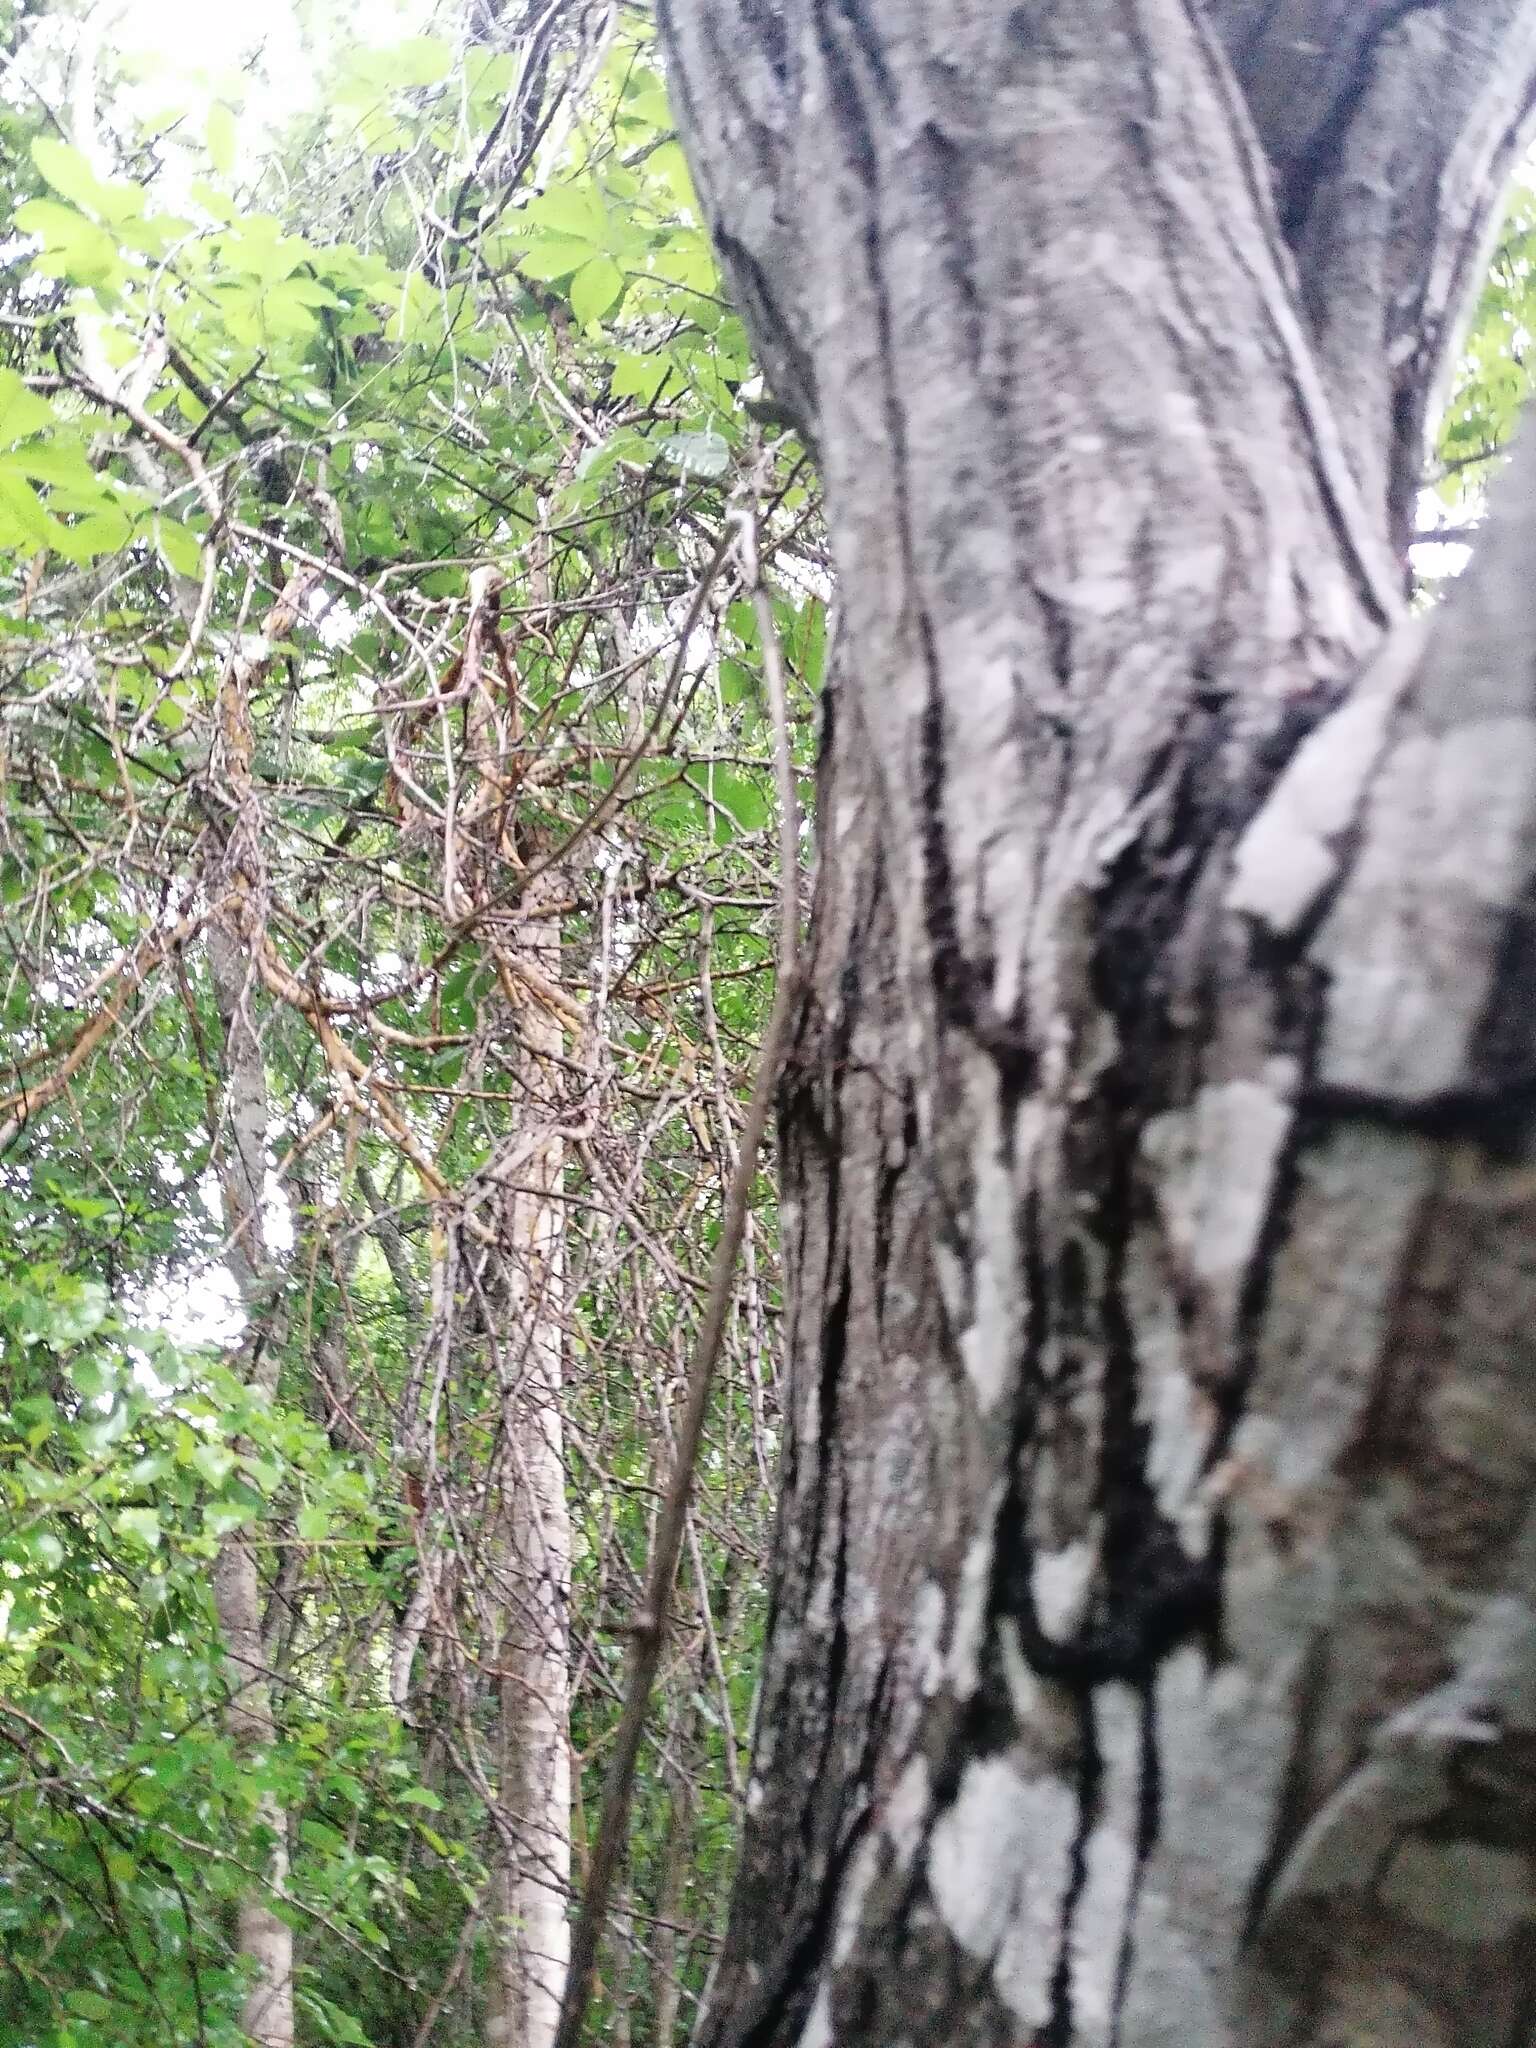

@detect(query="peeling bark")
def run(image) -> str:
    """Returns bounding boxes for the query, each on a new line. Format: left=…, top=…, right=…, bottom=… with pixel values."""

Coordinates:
left=660, top=4, right=1536, bottom=2043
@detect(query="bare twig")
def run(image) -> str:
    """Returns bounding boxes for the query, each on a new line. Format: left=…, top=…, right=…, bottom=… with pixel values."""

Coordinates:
left=554, top=513, right=803, bottom=2048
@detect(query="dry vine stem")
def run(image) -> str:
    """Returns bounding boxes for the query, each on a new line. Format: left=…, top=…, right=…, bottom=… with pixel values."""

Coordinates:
left=555, top=509, right=802, bottom=2048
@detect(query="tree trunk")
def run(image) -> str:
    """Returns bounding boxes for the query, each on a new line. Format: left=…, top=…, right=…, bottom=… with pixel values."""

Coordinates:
left=206, top=635, right=299, bottom=2048
left=482, top=869, right=574, bottom=2048
left=659, top=4, right=1536, bottom=2044
left=209, top=923, right=295, bottom=2048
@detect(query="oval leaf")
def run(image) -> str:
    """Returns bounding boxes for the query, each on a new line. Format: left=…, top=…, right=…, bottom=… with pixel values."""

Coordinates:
left=571, top=255, right=623, bottom=329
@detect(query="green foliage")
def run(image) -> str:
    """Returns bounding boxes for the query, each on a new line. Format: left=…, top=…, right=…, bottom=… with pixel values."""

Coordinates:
left=1431, top=171, right=1536, bottom=529
left=0, top=1281, right=415, bottom=2046
left=0, top=4, right=819, bottom=2041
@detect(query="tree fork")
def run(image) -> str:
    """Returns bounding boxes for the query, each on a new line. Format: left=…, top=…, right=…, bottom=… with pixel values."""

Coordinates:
left=659, top=4, right=1536, bottom=2043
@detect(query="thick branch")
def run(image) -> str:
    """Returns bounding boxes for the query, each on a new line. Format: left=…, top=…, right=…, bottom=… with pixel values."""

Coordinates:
left=1212, top=0, right=1536, bottom=553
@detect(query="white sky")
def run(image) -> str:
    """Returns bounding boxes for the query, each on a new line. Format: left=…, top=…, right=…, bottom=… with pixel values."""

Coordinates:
left=109, top=0, right=436, bottom=87
left=8, top=0, right=443, bottom=181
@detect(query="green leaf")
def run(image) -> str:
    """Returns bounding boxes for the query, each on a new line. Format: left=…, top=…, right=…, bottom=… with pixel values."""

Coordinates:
left=49, top=1277, right=109, bottom=1345
left=648, top=141, right=702, bottom=213
left=0, top=464, right=59, bottom=549
left=298, top=1503, right=330, bottom=1543
left=12, top=1394, right=56, bottom=1447
left=519, top=238, right=593, bottom=284
left=214, top=215, right=310, bottom=285
left=191, top=1442, right=236, bottom=1487
left=463, top=50, right=517, bottom=98
left=25, top=1528, right=64, bottom=1571
left=13, top=438, right=127, bottom=499
left=31, top=138, right=144, bottom=225
left=65, top=1989, right=114, bottom=2024
left=67, top=1351, right=111, bottom=1398
left=0, top=368, right=55, bottom=442
left=204, top=1499, right=256, bottom=1538
left=719, top=658, right=757, bottom=706
left=14, top=198, right=118, bottom=286
left=80, top=1401, right=132, bottom=1454
left=116, top=1507, right=163, bottom=1550
left=238, top=1455, right=282, bottom=1494
left=571, top=256, right=624, bottom=329
left=155, top=517, right=203, bottom=580
left=621, top=78, right=674, bottom=130
left=610, top=352, right=669, bottom=401
left=649, top=234, right=716, bottom=294
left=259, top=283, right=321, bottom=341
left=321, top=2005, right=373, bottom=2046
left=31, top=137, right=101, bottom=207
left=791, top=596, right=828, bottom=688
left=276, top=276, right=343, bottom=310
left=54, top=507, right=133, bottom=563
left=709, top=768, right=769, bottom=836
left=525, top=183, right=604, bottom=242
left=660, top=430, right=730, bottom=478
left=189, top=176, right=239, bottom=223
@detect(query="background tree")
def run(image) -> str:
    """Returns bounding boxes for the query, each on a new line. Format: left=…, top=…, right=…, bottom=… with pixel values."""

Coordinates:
left=657, top=5, right=1536, bottom=2046
left=0, top=3, right=824, bottom=2041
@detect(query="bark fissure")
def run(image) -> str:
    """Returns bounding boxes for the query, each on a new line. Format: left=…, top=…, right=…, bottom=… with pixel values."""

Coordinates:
left=1044, top=1695, right=1105, bottom=2048
left=661, top=5, right=1536, bottom=2040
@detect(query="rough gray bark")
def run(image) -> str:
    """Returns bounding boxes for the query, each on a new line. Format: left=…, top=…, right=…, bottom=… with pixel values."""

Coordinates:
left=657, top=4, right=1536, bottom=2044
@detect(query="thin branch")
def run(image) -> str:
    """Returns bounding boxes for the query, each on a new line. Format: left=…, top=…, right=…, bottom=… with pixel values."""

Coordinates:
left=553, top=543, right=803, bottom=2048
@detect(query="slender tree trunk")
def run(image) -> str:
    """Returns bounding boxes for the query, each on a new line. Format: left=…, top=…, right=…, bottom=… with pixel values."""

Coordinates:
left=651, top=1778, right=691, bottom=2047
left=653, top=1682, right=704, bottom=2044
left=483, top=870, right=573, bottom=2048
left=209, top=925, right=294, bottom=2048
left=660, top=4, right=1536, bottom=2044
left=206, top=631, right=302, bottom=2048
